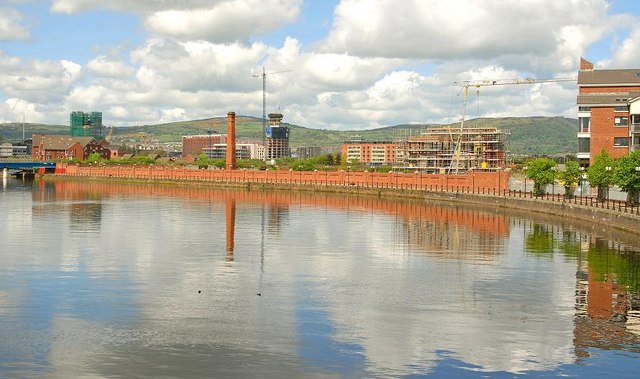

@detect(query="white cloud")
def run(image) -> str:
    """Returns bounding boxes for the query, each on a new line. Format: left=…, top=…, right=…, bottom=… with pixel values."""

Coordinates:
left=51, top=0, right=302, bottom=43
left=130, top=38, right=267, bottom=92
left=322, top=0, right=612, bottom=72
left=0, top=51, right=82, bottom=103
left=50, top=0, right=215, bottom=14
left=301, top=53, right=401, bottom=91
left=0, top=8, right=30, bottom=41
left=86, top=56, right=135, bottom=79
left=146, top=0, right=302, bottom=42
left=608, top=22, right=640, bottom=68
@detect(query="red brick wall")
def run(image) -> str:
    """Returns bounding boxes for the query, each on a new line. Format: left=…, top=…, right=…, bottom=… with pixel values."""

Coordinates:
left=589, top=108, right=629, bottom=161
left=60, top=165, right=511, bottom=192
left=579, top=85, right=640, bottom=94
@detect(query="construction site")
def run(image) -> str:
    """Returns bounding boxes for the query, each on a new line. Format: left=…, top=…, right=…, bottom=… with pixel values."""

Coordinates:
left=397, top=127, right=508, bottom=173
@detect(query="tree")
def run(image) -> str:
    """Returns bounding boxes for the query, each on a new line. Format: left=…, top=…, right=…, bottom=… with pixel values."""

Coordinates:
left=587, top=149, right=615, bottom=202
left=197, top=153, right=209, bottom=169
left=612, top=150, right=640, bottom=205
left=556, top=160, right=581, bottom=199
left=85, top=152, right=104, bottom=165
left=524, top=157, right=556, bottom=196
left=326, top=153, right=334, bottom=165
left=291, top=159, right=316, bottom=171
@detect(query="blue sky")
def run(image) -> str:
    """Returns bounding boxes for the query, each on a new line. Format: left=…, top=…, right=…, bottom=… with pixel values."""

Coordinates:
left=1, top=0, right=639, bottom=129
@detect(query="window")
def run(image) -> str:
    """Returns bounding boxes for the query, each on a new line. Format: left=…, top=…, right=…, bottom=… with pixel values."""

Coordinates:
left=614, top=137, right=629, bottom=147
left=614, top=105, right=628, bottom=112
left=633, top=115, right=640, bottom=124
left=578, top=138, right=590, bottom=153
left=614, top=116, right=629, bottom=126
left=578, top=117, right=590, bottom=132
left=578, top=106, right=591, bottom=111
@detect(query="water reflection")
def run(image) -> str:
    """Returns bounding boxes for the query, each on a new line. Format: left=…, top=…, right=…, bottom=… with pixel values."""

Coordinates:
left=0, top=178, right=639, bottom=377
left=520, top=221, right=640, bottom=360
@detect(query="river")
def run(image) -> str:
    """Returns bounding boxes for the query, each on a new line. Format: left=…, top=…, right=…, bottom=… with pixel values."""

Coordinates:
left=1, top=177, right=639, bottom=378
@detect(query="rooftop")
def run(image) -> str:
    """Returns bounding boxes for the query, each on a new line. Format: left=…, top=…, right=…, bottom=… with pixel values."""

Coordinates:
left=578, top=69, right=640, bottom=86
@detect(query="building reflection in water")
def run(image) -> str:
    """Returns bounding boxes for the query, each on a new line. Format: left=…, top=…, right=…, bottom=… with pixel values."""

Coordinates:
left=31, top=180, right=103, bottom=232
left=519, top=221, right=640, bottom=356
left=401, top=205, right=509, bottom=259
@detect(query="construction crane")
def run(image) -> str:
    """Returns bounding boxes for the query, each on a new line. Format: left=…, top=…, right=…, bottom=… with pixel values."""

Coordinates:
left=252, top=67, right=290, bottom=146
left=448, top=77, right=577, bottom=173
left=121, top=132, right=151, bottom=149
left=105, top=126, right=113, bottom=143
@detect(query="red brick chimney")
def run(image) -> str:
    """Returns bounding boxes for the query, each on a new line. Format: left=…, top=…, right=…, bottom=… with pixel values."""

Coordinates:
left=226, top=111, right=236, bottom=170
left=580, top=57, right=594, bottom=70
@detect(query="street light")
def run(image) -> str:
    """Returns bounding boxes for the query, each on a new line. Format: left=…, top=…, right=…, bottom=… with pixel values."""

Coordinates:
left=605, top=166, right=612, bottom=202
left=579, top=166, right=586, bottom=198
left=207, top=126, right=213, bottom=159
left=635, top=166, right=640, bottom=204
left=551, top=166, right=557, bottom=197
left=523, top=166, right=527, bottom=195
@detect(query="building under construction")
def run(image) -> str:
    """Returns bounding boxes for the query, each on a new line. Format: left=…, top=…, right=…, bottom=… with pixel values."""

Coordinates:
left=266, top=112, right=290, bottom=160
left=398, top=127, right=508, bottom=173
left=70, top=111, right=105, bottom=140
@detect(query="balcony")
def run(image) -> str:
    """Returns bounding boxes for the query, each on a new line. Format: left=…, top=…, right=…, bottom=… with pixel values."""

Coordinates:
left=576, top=152, right=590, bottom=160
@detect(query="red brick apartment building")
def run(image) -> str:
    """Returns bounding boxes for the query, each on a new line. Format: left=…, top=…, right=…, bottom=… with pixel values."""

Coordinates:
left=577, top=58, right=640, bottom=166
left=341, top=141, right=400, bottom=166
left=182, top=134, right=226, bottom=157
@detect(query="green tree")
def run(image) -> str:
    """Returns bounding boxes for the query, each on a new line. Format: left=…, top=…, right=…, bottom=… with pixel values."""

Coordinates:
left=326, top=153, right=334, bottom=165
left=587, top=149, right=615, bottom=202
left=524, top=157, right=556, bottom=196
left=197, top=153, right=209, bottom=169
left=236, top=159, right=266, bottom=170
left=85, top=152, right=104, bottom=165
left=612, top=150, right=640, bottom=205
left=556, top=160, right=581, bottom=198
left=291, top=159, right=316, bottom=171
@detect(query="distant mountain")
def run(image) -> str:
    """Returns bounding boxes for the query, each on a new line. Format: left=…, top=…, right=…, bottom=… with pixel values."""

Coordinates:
left=0, top=116, right=577, bottom=157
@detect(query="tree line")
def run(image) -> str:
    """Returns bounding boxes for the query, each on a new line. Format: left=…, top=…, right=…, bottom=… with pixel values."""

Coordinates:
left=524, top=150, right=640, bottom=204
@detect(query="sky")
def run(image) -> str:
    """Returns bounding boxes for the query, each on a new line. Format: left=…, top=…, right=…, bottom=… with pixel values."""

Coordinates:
left=1, top=0, right=639, bottom=130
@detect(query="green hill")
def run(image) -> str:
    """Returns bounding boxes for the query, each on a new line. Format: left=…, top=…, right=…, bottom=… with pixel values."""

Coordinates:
left=0, top=116, right=577, bottom=157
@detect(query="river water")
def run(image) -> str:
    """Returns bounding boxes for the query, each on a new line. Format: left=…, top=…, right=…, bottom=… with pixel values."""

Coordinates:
left=1, top=177, right=639, bottom=378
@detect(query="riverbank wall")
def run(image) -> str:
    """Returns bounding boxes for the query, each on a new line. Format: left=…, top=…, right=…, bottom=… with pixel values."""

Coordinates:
left=53, top=164, right=639, bottom=235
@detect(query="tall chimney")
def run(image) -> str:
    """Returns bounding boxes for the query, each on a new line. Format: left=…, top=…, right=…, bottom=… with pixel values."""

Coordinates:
left=226, top=111, right=236, bottom=170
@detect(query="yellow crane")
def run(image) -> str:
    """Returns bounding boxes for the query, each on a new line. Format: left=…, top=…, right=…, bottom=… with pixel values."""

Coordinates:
left=449, top=77, right=577, bottom=173
left=105, top=126, right=113, bottom=143
left=121, top=132, right=151, bottom=148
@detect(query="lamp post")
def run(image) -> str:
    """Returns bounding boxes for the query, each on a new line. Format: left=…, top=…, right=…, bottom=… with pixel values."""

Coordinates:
left=605, top=166, right=612, bottom=203
left=580, top=166, right=586, bottom=198
left=635, top=166, right=640, bottom=204
left=523, top=166, right=527, bottom=195
left=551, top=166, right=557, bottom=197
left=207, top=127, right=213, bottom=159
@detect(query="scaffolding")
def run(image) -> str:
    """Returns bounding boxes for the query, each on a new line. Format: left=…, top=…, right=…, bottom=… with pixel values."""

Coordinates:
left=397, top=127, right=508, bottom=173
left=70, top=111, right=104, bottom=140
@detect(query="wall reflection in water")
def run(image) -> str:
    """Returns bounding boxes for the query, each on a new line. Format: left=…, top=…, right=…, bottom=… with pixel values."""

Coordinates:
left=0, top=179, right=638, bottom=377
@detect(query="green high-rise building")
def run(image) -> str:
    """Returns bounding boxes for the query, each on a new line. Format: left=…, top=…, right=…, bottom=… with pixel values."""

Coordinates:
left=70, top=111, right=104, bottom=139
